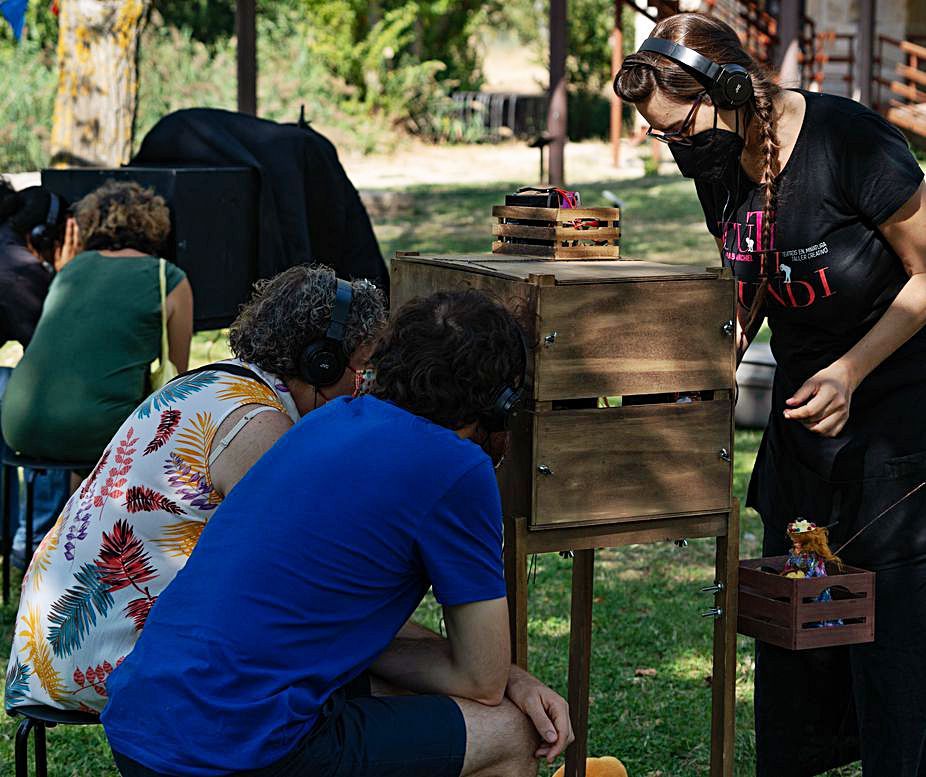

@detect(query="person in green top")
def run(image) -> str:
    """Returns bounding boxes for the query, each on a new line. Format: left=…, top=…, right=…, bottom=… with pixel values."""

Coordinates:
left=2, top=180, right=194, bottom=465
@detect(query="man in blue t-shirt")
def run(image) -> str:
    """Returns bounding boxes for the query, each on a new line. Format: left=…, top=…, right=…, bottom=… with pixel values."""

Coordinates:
left=102, top=290, right=573, bottom=777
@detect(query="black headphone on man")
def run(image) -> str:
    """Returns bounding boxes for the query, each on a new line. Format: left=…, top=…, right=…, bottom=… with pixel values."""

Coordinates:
left=480, top=333, right=529, bottom=434
left=638, top=38, right=754, bottom=109
left=299, top=278, right=354, bottom=388
left=29, top=192, right=62, bottom=256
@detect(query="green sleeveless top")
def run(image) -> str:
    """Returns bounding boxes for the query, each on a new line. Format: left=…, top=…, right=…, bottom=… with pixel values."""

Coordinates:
left=1, top=251, right=186, bottom=463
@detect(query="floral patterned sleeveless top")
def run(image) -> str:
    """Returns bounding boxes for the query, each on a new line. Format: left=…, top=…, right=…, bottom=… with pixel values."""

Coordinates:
left=4, top=359, right=299, bottom=713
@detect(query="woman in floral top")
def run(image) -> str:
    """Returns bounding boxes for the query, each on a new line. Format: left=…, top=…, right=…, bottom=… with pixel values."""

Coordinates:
left=5, top=265, right=387, bottom=713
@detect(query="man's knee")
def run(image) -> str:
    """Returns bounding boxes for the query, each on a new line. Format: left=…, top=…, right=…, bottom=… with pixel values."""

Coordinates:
left=459, top=696, right=540, bottom=777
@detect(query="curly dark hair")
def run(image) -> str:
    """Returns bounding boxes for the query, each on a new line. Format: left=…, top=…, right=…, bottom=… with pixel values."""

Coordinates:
left=371, top=290, right=527, bottom=430
left=73, top=180, right=171, bottom=256
left=229, top=264, right=388, bottom=379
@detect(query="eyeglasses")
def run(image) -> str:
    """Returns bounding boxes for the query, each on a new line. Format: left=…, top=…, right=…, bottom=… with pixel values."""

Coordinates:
left=646, top=92, right=706, bottom=145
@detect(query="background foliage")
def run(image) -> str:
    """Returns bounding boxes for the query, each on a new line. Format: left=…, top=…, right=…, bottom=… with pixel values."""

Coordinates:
left=0, top=0, right=628, bottom=171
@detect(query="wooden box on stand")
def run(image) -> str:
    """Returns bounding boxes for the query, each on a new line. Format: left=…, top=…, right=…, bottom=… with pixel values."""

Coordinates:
left=391, top=253, right=737, bottom=528
left=390, top=252, right=741, bottom=777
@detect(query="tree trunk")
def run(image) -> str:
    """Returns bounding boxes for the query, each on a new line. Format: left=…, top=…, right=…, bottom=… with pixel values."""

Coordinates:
left=50, top=0, right=150, bottom=167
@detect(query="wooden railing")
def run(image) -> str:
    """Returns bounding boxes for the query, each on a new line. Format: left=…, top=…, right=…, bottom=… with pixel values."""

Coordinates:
left=876, top=37, right=926, bottom=139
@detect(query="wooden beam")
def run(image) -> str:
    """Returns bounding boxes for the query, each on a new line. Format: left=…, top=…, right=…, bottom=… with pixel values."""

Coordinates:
left=236, top=0, right=257, bottom=115
left=773, top=0, right=802, bottom=87
left=548, top=0, right=567, bottom=185
left=611, top=0, right=624, bottom=167
left=857, top=0, right=875, bottom=106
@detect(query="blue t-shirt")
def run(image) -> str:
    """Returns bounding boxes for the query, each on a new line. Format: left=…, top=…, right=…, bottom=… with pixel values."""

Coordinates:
left=102, top=396, right=506, bottom=776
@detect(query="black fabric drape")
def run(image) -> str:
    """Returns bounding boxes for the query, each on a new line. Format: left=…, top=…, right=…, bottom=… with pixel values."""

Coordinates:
left=132, top=108, right=388, bottom=297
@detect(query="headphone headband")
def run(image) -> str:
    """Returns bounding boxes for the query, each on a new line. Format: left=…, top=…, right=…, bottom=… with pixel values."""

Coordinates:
left=299, top=277, right=354, bottom=388
left=639, top=38, right=721, bottom=82
left=638, top=37, right=753, bottom=109
left=326, top=278, right=352, bottom=343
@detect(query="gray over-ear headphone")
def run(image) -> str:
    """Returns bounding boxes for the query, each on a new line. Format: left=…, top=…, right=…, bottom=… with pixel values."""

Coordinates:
left=638, top=37, right=754, bottom=109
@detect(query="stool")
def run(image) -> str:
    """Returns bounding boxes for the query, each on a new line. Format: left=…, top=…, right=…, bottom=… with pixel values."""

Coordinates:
left=1, top=452, right=94, bottom=605
left=11, top=704, right=100, bottom=777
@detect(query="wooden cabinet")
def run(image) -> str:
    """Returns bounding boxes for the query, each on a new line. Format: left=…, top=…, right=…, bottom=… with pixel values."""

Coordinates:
left=391, top=253, right=737, bottom=530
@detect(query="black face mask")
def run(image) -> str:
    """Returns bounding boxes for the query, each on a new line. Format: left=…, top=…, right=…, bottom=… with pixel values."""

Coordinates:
left=668, top=108, right=745, bottom=184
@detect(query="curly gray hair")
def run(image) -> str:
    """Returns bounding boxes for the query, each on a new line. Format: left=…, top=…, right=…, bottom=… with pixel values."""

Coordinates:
left=229, top=264, right=388, bottom=379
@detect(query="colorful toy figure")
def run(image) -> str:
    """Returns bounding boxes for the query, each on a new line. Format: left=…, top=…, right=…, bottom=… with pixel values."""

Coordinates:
left=781, top=519, right=843, bottom=627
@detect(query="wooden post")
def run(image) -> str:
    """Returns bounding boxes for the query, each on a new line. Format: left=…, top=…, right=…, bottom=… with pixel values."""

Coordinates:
left=236, top=0, right=258, bottom=116
left=565, top=549, right=595, bottom=777
left=710, top=500, right=740, bottom=777
left=548, top=0, right=567, bottom=186
left=611, top=0, right=624, bottom=167
left=857, top=0, right=876, bottom=106
left=774, top=0, right=802, bottom=88
left=504, top=516, right=530, bottom=669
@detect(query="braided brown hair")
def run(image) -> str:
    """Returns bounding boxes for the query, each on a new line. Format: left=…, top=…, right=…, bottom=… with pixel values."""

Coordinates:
left=614, top=13, right=781, bottom=328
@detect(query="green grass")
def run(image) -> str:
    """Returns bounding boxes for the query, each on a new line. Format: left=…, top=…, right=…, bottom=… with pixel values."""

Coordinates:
left=0, top=176, right=861, bottom=776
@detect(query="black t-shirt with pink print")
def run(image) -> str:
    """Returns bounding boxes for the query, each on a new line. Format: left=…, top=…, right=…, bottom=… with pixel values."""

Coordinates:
left=696, top=89, right=925, bottom=568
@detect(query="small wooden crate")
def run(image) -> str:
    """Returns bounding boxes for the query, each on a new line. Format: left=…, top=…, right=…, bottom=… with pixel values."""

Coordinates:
left=491, top=205, right=620, bottom=260
left=737, top=556, right=875, bottom=650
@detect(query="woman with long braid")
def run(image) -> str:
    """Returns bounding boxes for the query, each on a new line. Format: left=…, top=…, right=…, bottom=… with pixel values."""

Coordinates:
left=615, top=13, right=926, bottom=777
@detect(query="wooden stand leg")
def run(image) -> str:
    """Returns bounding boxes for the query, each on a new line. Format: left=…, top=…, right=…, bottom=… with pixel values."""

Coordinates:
left=565, top=548, right=594, bottom=777
left=710, top=501, right=740, bottom=777
left=504, top=516, right=529, bottom=670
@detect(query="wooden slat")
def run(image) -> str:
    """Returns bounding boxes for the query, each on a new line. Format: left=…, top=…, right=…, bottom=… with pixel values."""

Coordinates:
left=492, top=205, right=620, bottom=222
left=890, top=79, right=926, bottom=103
left=738, top=590, right=792, bottom=626
left=793, top=621, right=874, bottom=650
left=492, top=223, right=621, bottom=241
left=405, top=254, right=720, bottom=283
left=737, top=615, right=796, bottom=650
left=887, top=104, right=926, bottom=135
left=796, top=598, right=872, bottom=624
left=492, top=241, right=621, bottom=260
left=522, top=512, right=729, bottom=550
left=897, top=63, right=926, bottom=88
left=531, top=401, right=732, bottom=527
left=535, top=276, right=736, bottom=399
left=901, top=39, right=926, bottom=60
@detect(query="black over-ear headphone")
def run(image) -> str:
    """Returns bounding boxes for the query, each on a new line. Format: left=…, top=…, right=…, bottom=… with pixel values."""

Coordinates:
left=638, top=38, right=753, bottom=109
left=29, top=192, right=61, bottom=255
left=480, top=333, right=529, bottom=433
left=299, top=278, right=353, bottom=388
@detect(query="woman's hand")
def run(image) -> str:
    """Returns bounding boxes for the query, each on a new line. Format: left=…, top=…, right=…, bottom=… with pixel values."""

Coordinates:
left=783, top=360, right=857, bottom=437
left=54, top=217, right=81, bottom=271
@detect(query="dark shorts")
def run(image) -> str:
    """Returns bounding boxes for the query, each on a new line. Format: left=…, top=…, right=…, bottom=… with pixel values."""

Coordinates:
left=112, top=674, right=467, bottom=777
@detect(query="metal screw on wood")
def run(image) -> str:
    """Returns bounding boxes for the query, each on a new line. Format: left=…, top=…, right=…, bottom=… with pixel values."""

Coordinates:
left=701, top=607, right=723, bottom=619
left=719, top=448, right=731, bottom=462
left=537, top=464, right=554, bottom=476
left=559, top=550, right=575, bottom=559
left=543, top=331, right=558, bottom=346
left=674, top=539, right=688, bottom=548
left=721, top=320, right=735, bottom=337
left=700, top=582, right=724, bottom=595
